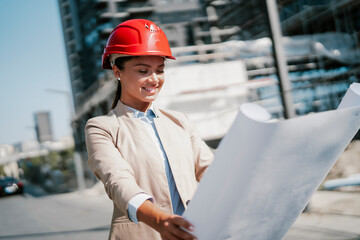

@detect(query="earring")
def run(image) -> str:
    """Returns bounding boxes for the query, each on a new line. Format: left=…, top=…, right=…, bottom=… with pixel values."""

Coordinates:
left=117, top=78, right=120, bottom=81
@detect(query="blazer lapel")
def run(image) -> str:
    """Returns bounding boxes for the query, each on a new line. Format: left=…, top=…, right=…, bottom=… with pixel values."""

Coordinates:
left=153, top=111, right=184, bottom=190
left=113, top=101, right=165, bottom=170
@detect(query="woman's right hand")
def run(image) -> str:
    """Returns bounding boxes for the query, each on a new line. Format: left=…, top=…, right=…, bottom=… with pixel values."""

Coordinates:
left=158, top=214, right=197, bottom=240
left=137, top=200, right=197, bottom=240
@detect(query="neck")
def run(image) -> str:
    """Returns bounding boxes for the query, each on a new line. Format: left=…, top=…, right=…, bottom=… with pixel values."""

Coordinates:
left=120, top=100, right=152, bottom=113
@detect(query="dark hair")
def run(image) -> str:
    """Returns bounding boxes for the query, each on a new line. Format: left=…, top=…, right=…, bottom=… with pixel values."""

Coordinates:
left=111, top=56, right=135, bottom=109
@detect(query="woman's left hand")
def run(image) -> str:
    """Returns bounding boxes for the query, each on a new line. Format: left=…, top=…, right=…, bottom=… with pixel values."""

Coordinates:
left=137, top=200, right=197, bottom=240
left=157, top=214, right=196, bottom=240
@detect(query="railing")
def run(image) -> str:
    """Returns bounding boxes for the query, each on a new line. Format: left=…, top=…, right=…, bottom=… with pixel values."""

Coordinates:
left=74, top=35, right=360, bottom=121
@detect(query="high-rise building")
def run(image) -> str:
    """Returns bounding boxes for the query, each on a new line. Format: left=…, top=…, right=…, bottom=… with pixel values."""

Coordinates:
left=34, top=112, right=53, bottom=143
left=59, top=0, right=202, bottom=112
left=197, top=0, right=360, bottom=42
left=196, top=0, right=360, bottom=115
left=59, top=0, right=360, bottom=182
left=58, top=0, right=205, bottom=182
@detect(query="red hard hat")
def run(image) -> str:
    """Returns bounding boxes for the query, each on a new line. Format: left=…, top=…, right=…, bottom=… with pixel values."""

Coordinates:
left=102, top=19, right=175, bottom=69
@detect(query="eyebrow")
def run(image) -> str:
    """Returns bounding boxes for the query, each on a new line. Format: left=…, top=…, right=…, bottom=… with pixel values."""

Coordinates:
left=134, top=63, right=165, bottom=68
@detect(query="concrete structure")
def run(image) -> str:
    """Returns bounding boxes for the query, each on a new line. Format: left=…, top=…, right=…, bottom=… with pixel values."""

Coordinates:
left=58, top=0, right=207, bottom=182
left=197, top=0, right=360, bottom=43
left=58, top=0, right=360, bottom=184
left=197, top=0, right=360, bottom=116
left=58, top=0, right=202, bottom=112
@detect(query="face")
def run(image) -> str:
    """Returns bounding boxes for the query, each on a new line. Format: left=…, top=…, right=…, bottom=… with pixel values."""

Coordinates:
left=113, top=56, right=165, bottom=112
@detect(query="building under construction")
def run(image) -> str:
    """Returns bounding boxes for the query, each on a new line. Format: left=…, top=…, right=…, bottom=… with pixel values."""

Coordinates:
left=58, top=0, right=360, bottom=183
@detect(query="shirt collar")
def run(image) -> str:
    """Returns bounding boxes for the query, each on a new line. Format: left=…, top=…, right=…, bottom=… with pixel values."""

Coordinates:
left=125, top=104, right=158, bottom=119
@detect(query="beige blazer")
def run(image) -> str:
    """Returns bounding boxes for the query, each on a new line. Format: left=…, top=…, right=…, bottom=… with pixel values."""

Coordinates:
left=85, top=101, right=214, bottom=240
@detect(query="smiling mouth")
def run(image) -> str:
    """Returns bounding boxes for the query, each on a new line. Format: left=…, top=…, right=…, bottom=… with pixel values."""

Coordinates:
left=142, top=87, right=157, bottom=93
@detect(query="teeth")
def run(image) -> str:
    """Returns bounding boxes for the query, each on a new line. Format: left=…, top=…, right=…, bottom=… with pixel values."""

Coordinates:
left=144, top=87, right=155, bottom=91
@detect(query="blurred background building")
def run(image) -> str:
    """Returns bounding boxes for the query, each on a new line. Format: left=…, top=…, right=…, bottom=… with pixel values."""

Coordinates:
left=1, top=111, right=75, bottom=192
left=58, top=0, right=360, bottom=185
left=34, top=111, right=53, bottom=143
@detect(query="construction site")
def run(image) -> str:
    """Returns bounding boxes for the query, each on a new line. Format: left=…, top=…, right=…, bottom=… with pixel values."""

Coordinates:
left=58, top=0, right=360, bottom=182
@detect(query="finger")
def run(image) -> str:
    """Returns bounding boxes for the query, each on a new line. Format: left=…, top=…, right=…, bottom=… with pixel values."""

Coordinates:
left=172, top=216, right=194, bottom=232
left=161, top=219, right=184, bottom=240
left=168, top=218, right=197, bottom=240
left=162, top=231, right=182, bottom=240
left=171, top=226, right=197, bottom=240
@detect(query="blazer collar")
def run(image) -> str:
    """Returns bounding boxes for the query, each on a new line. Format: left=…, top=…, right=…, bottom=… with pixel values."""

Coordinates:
left=113, top=100, right=161, bottom=119
left=113, top=100, right=134, bottom=118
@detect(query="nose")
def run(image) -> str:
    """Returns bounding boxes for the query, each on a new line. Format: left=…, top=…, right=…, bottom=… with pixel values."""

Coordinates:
left=149, top=72, right=159, bottom=83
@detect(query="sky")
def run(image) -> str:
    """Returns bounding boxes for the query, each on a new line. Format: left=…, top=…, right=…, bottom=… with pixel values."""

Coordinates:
left=0, top=0, right=72, bottom=145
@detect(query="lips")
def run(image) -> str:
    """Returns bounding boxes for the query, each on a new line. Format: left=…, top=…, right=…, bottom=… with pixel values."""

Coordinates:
left=142, top=86, right=157, bottom=94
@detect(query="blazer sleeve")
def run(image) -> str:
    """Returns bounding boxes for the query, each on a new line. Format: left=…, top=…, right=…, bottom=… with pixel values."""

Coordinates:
left=85, top=116, right=146, bottom=217
left=184, top=114, right=214, bottom=182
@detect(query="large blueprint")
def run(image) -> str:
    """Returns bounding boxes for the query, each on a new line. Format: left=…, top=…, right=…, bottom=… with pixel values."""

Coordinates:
left=183, top=83, right=360, bottom=240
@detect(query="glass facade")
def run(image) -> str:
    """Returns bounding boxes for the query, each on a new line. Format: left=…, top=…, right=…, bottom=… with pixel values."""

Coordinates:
left=198, top=0, right=360, bottom=118
left=58, top=0, right=204, bottom=181
left=59, top=0, right=360, bottom=183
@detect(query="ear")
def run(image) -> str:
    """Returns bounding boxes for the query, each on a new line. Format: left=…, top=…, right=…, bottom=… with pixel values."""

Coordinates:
left=112, top=65, right=122, bottom=79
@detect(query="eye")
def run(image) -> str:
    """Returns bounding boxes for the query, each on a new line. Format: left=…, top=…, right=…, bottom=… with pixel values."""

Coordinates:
left=139, top=70, right=148, bottom=74
left=157, top=70, right=164, bottom=74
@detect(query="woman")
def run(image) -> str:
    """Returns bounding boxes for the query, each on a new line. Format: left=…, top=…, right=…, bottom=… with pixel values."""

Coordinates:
left=85, top=19, right=214, bottom=240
